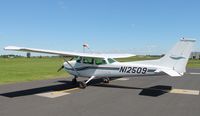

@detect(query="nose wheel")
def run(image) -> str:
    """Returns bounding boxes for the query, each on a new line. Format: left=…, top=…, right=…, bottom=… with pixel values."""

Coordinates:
left=79, top=81, right=87, bottom=89
left=79, top=76, right=96, bottom=89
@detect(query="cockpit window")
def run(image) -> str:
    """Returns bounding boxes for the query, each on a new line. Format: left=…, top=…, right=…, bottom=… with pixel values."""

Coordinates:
left=76, top=57, right=107, bottom=65
left=107, top=58, right=116, bottom=64
left=83, top=57, right=94, bottom=64
left=95, top=58, right=107, bottom=65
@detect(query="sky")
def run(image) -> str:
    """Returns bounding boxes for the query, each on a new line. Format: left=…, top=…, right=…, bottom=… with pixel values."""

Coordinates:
left=0, top=0, right=200, bottom=56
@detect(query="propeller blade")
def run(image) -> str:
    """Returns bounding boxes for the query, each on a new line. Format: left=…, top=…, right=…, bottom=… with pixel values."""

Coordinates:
left=57, top=65, right=64, bottom=72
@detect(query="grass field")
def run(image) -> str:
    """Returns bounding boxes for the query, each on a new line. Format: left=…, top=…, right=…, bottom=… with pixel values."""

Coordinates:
left=0, top=58, right=67, bottom=84
left=0, top=57, right=199, bottom=84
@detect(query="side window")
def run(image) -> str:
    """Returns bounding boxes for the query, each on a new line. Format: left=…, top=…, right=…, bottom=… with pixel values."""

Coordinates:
left=83, top=57, right=94, bottom=64
left=95, top=58, right=107, bottom=65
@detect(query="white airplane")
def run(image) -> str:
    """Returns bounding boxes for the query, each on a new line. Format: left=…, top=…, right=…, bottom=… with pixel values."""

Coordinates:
left=4, top=39, right=195, bottom=88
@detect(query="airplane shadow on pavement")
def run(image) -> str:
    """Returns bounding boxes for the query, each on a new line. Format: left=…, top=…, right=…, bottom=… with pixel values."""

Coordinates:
left=93, top=84, right=172, bottom=97
left=0, top=81, right=78, bottom=98
left=0, top=78, right=172, bottom=98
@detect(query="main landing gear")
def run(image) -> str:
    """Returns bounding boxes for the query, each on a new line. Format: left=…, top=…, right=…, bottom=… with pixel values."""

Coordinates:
left=103, top=77, right=110, bottom=83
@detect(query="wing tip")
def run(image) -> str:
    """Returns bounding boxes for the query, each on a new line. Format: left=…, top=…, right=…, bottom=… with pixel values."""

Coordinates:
left=4, top=46, right=21, bottom=50
left=180, top=38, right=196, bottom=42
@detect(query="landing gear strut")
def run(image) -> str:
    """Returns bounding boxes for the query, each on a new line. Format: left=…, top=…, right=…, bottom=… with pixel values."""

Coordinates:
left=72, top=76, right=78, bottom=85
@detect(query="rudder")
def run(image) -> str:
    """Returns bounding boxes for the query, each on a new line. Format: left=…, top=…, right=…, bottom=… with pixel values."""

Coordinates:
left=159, top=38, right=196, bottom=74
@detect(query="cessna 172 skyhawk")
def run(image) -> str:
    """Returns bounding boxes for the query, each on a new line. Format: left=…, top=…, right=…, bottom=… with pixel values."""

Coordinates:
left=4, top=39, right=195, bottom=88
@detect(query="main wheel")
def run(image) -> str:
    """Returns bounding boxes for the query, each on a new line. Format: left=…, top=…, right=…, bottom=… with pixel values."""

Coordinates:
left=103, top=77, right=110, bottom=83
left=79, top=81, right=87, bottom=89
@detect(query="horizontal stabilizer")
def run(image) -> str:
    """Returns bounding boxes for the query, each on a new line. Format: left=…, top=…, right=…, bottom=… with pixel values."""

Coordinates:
left=156, top=68, right=182, bottom=77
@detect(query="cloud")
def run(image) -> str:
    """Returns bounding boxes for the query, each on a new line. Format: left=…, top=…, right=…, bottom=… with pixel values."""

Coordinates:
left=131, top=24, right=136, bottom=28
left=58, top=0, right=67, bottom=9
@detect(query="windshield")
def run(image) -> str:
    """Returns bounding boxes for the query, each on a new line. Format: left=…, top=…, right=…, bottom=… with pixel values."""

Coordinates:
left=107, top=58, right=116, bottom=64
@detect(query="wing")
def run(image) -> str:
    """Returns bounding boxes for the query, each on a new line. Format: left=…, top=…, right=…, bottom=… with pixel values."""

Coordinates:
left=4, top=46, right=135, bottom=58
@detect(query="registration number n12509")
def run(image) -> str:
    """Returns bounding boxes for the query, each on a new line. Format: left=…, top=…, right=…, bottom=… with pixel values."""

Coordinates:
left=119, top=67, right=147, bottom=74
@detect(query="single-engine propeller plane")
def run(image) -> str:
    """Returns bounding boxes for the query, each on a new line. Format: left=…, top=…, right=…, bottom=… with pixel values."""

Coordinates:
left=4, top=39, right=195, bottom=88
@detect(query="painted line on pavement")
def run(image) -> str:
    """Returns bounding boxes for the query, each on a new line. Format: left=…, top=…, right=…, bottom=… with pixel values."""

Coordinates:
left=169, top=89, right=199, bottom=95
left=36, top=88, right=80, bottom=98
left=188, top=73, right=200, bottom=75
left=115, top=78, right=130, bottom=81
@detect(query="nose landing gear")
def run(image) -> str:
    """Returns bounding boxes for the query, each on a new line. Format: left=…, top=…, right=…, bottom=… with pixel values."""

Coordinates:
left=79, top=76, right=96, bottom=89
left=73, top=76, right=110, bottom=89
left=72, top=76, right=78, bottom=85
left=79, top=81, right=87, bottom=89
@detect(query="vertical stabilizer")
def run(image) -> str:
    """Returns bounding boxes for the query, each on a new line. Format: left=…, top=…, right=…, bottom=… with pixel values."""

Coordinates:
left=159, top=38, right=196, bottom=74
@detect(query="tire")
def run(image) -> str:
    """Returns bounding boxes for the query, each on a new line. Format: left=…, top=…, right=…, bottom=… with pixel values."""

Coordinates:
left=79, top=81, right=87, bottom=89
left=103, top=77, right=110, bottom=83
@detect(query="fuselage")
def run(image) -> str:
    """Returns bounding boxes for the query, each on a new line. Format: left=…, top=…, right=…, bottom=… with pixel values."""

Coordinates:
left=63, top=57, right=160, bottom=78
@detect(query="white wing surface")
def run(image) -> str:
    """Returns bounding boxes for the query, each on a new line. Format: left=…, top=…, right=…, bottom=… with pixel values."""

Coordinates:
left=4, top=46, right=135, bottom=58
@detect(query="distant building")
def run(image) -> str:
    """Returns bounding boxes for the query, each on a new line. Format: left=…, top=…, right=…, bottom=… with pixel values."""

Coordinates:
left=190, top=52, right=200, bottom=60
left=27, top=52, right=31, bottom=58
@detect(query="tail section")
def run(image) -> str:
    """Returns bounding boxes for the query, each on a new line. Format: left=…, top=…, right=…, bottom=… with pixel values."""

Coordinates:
left=159, top=38, right=196, bottom=75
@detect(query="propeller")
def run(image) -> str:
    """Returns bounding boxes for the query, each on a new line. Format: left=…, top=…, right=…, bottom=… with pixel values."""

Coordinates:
left=57, top=65, right=64, bottom=72
left=57, top=56, right=74, bottom=72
